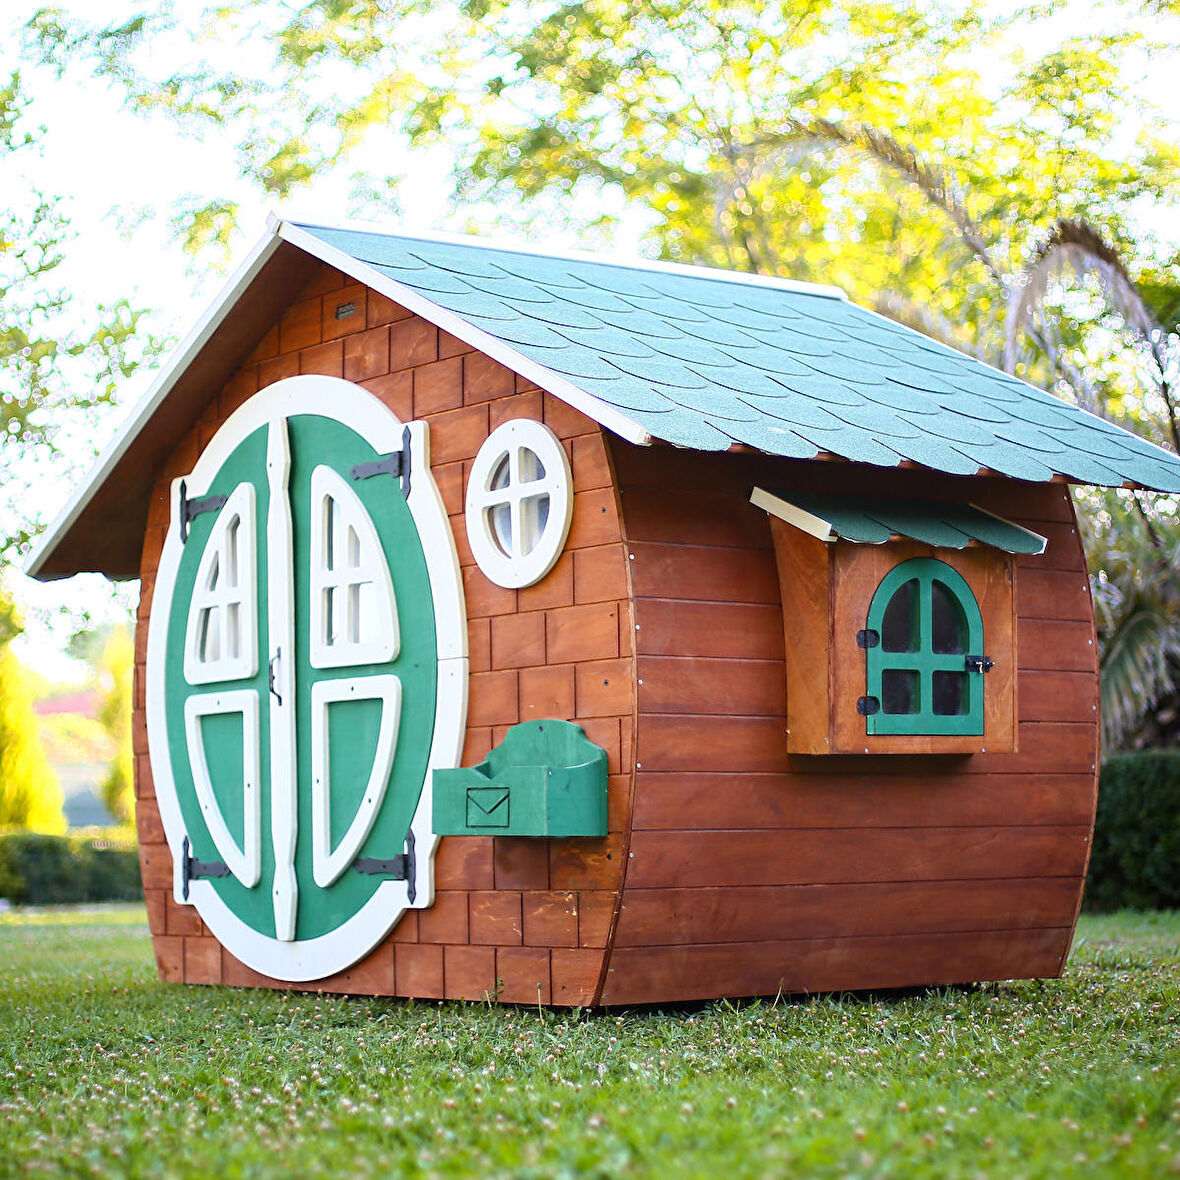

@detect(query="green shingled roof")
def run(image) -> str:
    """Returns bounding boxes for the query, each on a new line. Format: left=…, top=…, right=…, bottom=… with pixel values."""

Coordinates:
left=296, top=223, right=1180, bottom=492
left=750, top=488, right=1047, bottom=555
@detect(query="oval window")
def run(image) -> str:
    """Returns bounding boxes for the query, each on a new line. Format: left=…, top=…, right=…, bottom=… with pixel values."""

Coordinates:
left=465, top=419, right=573, bottom=588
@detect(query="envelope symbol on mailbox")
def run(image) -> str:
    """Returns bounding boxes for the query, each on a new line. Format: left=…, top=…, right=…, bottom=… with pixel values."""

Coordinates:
left=466, top=787, right=510, bottom=829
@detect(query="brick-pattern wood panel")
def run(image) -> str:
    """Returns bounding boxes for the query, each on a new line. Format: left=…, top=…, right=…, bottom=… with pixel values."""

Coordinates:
left=133, top=262, right=634, bottom=1005
left=602, top=438, right=1099, bottom=1005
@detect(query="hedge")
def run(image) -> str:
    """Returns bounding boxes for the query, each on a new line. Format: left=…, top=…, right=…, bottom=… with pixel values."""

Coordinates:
left=1086, top=750, right=1180, bottom=911
left=0, top=828, right=142, bottom=906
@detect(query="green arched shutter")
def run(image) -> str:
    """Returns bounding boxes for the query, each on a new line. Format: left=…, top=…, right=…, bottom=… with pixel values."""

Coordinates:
left=864, top=558, right=985, bottom=736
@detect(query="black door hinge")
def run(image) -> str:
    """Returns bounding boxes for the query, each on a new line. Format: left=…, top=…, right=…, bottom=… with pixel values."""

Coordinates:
left=179, top=480, right=228, bottom=543
left=181, top=835, right=231, bottom=901
left=857, top=695, right=880, bottom=716
left=856, top=629, right=880, bottom=649
left=350, top=425, right=412, bottom=500
left=354, top=830, right=416, bottom=902
left=965, top=654, right=995, bottom=674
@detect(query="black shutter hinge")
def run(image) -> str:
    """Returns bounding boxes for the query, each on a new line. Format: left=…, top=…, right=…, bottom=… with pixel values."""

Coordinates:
left=179, top=480, right=228, bottom=543
left=856, top=629, right=880, bottom=649
left=354, top=829, right=416, bottom=903
left=350, top=425, right=412, bottom=500
left=857, top=696, right=880, bottom=716
left=965, top=655, right=995, bottom=674
left=180, top=835, right=231, bottom=901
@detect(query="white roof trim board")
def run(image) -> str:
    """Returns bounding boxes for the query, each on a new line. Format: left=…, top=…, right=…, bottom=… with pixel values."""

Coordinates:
left=27, top=231, right=283, bottom=578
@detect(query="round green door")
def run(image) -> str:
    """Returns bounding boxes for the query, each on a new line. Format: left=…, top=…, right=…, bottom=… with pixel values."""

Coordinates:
left=146, top=376, right=467, bottom=981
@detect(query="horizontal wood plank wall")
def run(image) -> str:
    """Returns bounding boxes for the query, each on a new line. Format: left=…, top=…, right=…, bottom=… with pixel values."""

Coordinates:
left=134, top=262, right=633, bottom=1004
left=602, top=441, right=1098, bottom=1005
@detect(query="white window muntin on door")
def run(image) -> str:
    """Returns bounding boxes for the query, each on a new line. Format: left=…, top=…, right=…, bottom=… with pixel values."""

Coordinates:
left=310, top=674, right=402, bottom=889
left=146, top=375, right=469, bottom=983
left=465, top=419, right=573, bottom=588
left=309, top=465, right=398, bottom=669
left=183, top=689, right=261, bottom=888
left=183, top=482, right=259, bottom=685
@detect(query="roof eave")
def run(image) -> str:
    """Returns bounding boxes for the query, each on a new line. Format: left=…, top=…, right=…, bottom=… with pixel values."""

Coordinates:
left=27, top=228, right=310, bottom=580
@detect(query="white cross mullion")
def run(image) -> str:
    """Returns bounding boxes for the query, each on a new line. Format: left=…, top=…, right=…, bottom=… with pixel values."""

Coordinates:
left=509, top=493, right=524, bottom=559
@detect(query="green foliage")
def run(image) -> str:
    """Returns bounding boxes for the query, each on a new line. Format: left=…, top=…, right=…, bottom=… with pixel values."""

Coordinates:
left=1086, top=751, right=1180, bottom=911
left=1139, top=270, right=1180, bottom=336
left=95, top=629, right=134, bottom=824
left=0, top=591, right=64, bottom=833
left=23, top=1, right=1180, bottom=458
left=1080, top=487, right=1180, bottom=749
left=0, top=827, right=140, bottom=905
left=0, top=907, right=1177, bottom=1177
left=22, top=0, right=1179, bottom=374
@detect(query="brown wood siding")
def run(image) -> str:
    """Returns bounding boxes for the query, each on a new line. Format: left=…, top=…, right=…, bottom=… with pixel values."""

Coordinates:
left=601, top=440, right=1098, bottom=1005
left=133, top=261, right=635, bottom=1005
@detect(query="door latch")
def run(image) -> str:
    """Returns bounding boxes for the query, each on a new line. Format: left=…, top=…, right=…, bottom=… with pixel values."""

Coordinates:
left=964, top=654, right=995, bottom=674
left=268, top=650, right=282, bottom=706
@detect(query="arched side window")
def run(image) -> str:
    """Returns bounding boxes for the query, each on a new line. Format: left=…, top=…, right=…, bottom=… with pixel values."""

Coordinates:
left=863, top=558, right=988, bottom=736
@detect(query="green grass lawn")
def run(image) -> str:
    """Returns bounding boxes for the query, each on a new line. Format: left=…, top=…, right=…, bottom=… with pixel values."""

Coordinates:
left=1, top=907, right=1177, bottom=1179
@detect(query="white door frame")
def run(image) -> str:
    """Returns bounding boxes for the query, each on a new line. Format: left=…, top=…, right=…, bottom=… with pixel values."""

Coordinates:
left=146, top=375, right=468, bottom=982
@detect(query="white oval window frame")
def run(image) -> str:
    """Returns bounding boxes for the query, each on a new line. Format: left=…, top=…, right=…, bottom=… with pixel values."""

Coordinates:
left=465, top=419, right=573, bottom=589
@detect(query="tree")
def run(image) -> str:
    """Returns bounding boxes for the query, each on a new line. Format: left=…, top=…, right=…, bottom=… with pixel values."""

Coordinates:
left=1004, top=218, right=1180, bottom=750
left=1080, top=491, right=1180, bottom=750
left=26, top=2, right=1177, bottom=315
left=25, top=2, right=1178, bottom=415
left=0, top=588, right=65, bottom=832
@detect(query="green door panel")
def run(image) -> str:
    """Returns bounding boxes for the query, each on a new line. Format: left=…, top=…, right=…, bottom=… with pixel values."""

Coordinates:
left=195, top=710, right=247, bottom=848
left=286, top=415, right=436, bottom=941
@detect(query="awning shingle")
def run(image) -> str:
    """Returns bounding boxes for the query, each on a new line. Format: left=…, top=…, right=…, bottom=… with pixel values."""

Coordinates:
left=751, top=488, right=1047, bottom=555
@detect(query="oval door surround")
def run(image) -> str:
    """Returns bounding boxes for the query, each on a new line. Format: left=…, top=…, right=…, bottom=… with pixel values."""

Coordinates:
left=146, top=375, right=468, bottom=981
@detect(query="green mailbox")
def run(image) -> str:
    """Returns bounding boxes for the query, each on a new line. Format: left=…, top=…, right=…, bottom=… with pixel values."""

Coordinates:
left=433, top=720, right=608, bottom=838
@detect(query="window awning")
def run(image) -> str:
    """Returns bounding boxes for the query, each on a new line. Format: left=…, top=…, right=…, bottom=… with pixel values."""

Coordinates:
left=750, top=488, right=1047, bottom=555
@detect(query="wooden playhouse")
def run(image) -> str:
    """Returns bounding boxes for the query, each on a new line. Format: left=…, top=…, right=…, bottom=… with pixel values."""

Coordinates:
left=30, top=218, right=1180, bottom=1005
